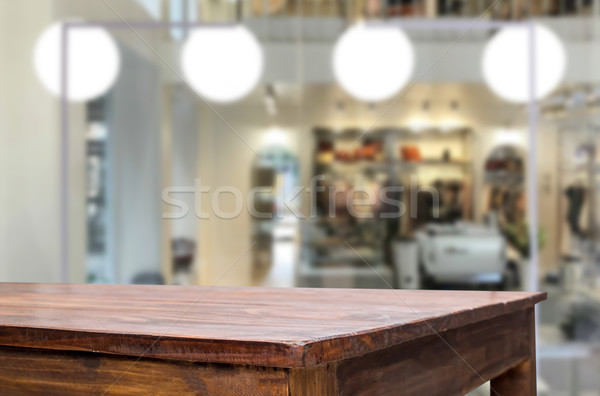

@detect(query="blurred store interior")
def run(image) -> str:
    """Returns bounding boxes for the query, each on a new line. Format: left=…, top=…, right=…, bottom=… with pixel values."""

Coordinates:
left=1, top=0, right=600, bottom=394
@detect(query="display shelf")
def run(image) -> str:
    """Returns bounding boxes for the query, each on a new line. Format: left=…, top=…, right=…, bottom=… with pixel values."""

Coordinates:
left=319, top=158, right=471, bottom=171
left=556, top=122, right=600, bottom=265
left=485, top=171, right=524, bottom=185
left=303, top=126, right=475, bottom=288
left=313, top=126, right=472, bottom=141
left=402, top=159, right=471, bottom=166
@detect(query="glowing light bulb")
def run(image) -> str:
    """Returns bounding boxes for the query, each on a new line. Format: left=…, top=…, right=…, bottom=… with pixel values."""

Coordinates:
left=34, top=22, right=121, bottom=102
left=181, top=26, right=263, bottom=103
left=333, top=23, right=414, bottom=102
left=482, top=23, right=566, bottom=103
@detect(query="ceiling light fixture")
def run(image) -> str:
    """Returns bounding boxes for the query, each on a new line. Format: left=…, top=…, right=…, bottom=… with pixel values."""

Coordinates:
left=482, top=23, right=566, bottom=103
left=33, top=21, right=121, bottom=102
left=333, top=23, right=414, bottom=103
left=421, top=100, right=430, bottom=112
left=181, top=25, right=263, bottom=103
left=264, top=84, right=277, bottom=116
left=450, top=100, right=459, bottom=111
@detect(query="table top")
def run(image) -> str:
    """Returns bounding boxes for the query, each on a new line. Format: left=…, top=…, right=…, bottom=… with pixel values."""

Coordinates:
left=0, top=283, right=546, bottom=368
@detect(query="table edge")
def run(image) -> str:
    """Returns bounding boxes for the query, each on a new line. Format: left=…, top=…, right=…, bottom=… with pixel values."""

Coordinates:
left=0, top=291, right=546, bottom=368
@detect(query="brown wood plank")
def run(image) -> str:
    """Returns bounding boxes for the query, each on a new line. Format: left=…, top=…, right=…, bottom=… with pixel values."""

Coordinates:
left=0, top=346, right=289, bottom=396
left=0, top=310, right=539, bottom=396
left=334, top=308, right=535, bottom=396
left=288, top=364, right=337, bottom=396
left=491, top=359, right=536, bottom=396
left=491, top=307, right=537, bottom=395
left=0, top=283, right=546, bottom=368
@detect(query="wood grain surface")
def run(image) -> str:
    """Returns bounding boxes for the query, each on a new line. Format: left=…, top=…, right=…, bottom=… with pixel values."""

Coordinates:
left=0, top=346, right=289, bottom=396
left=335, top=308, right=534, bottom=395
left=0, top=283, right=546, bottom=368
left=0, top=310, right=538, bottom=395
left=491, top=306, right=538, bottom=395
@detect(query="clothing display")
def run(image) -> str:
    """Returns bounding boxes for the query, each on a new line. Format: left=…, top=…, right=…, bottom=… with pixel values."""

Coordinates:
left=486, top=186, right=525, bottom=225
left=309, top=127, right=474, bottom=284
left=400, top=145, right=422, bottom=162
left=388, top=0, right=419, bottom=16
left=565, top=185, right=586, bottom=237
left=412, top=179, right=468, bottom=227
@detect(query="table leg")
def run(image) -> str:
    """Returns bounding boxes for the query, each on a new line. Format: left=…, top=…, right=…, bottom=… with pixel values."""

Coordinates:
left=490, top=307, right=537, bottom=396
left=491, top=358, right=536, bottom=395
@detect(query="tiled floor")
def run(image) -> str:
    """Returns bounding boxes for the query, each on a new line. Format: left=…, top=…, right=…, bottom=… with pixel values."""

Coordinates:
left=533, top=284, right=600, bottom=396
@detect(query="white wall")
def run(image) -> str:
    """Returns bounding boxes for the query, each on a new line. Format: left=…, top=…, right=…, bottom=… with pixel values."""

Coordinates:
left=0, top=0, right=163, bottom=283
left=0, top=1, right=62, bottom=282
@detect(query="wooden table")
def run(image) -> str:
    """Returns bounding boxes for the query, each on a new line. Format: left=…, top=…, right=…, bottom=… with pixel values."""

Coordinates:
left=0, top=283, right=545, bottom=395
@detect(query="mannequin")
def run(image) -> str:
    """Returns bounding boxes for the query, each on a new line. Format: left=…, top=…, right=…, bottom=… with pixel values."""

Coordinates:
left=565, top=179, right=586, bottom=237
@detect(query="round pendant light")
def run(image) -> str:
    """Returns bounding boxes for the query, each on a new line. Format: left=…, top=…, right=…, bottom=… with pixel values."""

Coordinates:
left=482, top=23, right=566, bottom=103
left=181, top=26, right=263, bottom=103
left=33, top=22, right=121, bottom=102
left=333, top=23, right=414, bottom=103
